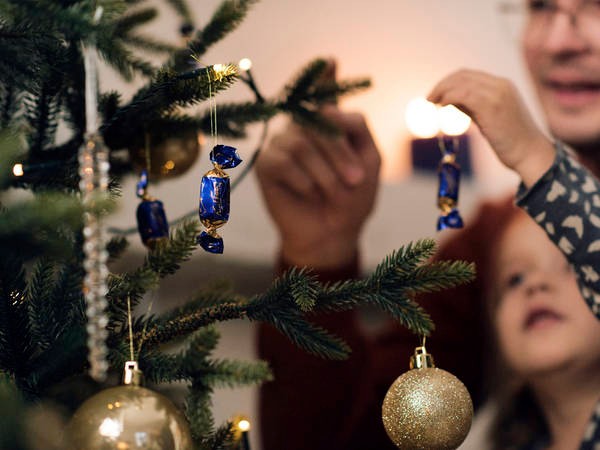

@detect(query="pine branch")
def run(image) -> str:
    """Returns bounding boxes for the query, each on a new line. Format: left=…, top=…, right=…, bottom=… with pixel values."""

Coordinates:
left=138, top=302, right=245, bottom=348
left=101, top=65, right=237, bottom=149
left=111, top=7, right=158, bottom=37
left=145, top=219, right=200, bottom=277
left=196, top=423, right=236, bottom=450
left=25, top=259, right=57, bottom=351
left=159, top=283, right=244, bottom=323
left=97, top=36, right=156, bottom=80
left=121, top=34, right=178, bottom=55
left=0, top=193, right=84, bottom=261
left=165, top=0, right=194, bottom=25
left=106, top=235, right=129, bottom=262
left=285, top=58, right=328, bottom=105
left=0, top=257, right=32, bottom=377
left=204, top=359, right=272, bottom=389
left=185, top=385, right=215, bottom=442
left=178, top=0, right=258, bottom=61
left=197, top=101, right=277, bottom=138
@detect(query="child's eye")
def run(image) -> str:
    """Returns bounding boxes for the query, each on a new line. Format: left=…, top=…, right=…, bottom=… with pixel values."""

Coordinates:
left=527, top=0, right=553, bottom=12
left=506, top=272, right=524, bottom=288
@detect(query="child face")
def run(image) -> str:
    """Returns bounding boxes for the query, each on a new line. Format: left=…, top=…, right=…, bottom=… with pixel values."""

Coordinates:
left=492, top=212, right=600, bottom=379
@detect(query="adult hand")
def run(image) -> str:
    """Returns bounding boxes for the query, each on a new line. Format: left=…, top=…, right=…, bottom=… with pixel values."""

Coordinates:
left=428, top=69, right=555, bottom=187
left=255, top=104, right=380, bottom=270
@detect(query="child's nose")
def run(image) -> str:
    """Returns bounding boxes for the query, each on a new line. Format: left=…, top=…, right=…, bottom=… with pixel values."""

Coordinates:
left=525, top=275, right=551, bottom=296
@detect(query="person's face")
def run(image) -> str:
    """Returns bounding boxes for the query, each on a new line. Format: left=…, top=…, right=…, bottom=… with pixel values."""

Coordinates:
left=492, top=212, right=600, bottom=380
left=522, top=0, right=600, bottom=150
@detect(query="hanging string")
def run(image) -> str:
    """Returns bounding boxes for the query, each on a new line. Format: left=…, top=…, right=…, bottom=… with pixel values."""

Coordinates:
left=136, top=295, right=155, bottom=358
left=144, top=131, right=152, bottom=175
left=207, top=66, right=218, bottom=147
left=127, top=296, right=135, bottom=362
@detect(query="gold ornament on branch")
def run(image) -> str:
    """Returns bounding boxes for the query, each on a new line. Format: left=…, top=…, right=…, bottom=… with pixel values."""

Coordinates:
left=129, top=130, right=203, bottom=180
left=381, top=343, right=473, bottom=450
left=65, top=361, right=193, bottom=450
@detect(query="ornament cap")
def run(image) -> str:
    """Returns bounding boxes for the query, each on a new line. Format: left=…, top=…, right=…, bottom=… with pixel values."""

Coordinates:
left=410, top=345, right=434, bottom=369
left=123, top=361, right=144, bottom=386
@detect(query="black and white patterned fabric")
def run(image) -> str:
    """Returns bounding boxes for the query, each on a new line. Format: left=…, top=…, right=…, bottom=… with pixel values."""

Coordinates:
left=516, top=141, right=600, bottom=449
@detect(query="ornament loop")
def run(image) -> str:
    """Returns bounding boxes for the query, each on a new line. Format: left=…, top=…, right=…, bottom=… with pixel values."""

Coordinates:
left=123, top=361, right=143, bottom=386
left=410, top=345, right=435, bottom=369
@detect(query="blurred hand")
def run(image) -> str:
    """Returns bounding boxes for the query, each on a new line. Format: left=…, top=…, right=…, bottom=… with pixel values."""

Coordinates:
left=428, top=69, right=555, bottom=187
left=255, top=103, right=381, bottom=270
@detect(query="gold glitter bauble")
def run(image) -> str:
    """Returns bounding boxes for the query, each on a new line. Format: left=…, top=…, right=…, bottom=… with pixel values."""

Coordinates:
left=129, top=130, right=202, bottom=180
left=65, top=385, right=193, bottom=450
left=382, top=367, right=473, bottom=450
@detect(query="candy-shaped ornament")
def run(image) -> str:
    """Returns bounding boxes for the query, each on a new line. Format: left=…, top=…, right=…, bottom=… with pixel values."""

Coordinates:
left=198, top=145, right=242, bottom=254
left=136, top=169, right=170, bottom=248
left=437, top=136, right=463, bottom=231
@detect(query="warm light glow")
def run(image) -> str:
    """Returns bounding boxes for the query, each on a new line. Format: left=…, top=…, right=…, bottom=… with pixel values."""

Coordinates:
left=164, top=160, right=175, bottom=170
left=439, top=105, right=471, bottom=136
left=238, top=58, right=252, bottom=71
left=12, top=163, right=24, bottom=177
left=238, top=419, right=251, bottom=432
left=405, top=98, right=439, bottom=138
left=99, top=417, right=122, bottom=438
left=213, top=63, right=226, bottom=73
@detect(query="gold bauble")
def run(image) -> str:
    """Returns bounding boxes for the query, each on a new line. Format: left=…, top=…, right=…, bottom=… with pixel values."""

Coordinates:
left=130, top=130, right=203, bottom=180
left=381, top=346, right=473, bottom=450
left=65, top=385, right=193, bottom=450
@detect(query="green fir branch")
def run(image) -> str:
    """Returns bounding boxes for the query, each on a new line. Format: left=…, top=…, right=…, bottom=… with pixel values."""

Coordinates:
left=106, top=235, right=129, bottom=262
left=121, top=34, right=178, bottom=54
left=185, top=385, right=215, bottom=441
left=165, top=0, right=194, bottom=25
left=145, top=219, right=200, bottom=277
left=0, top=257, right=32, bottom=378
left=285, top=58, right=328, bottom=104
left=111, top=7, right=157, bottom=37
left=204, top=359, right=272, bottom=389
left=185, top=0, right=258, bottom=59
left=138, top=302, right=245, bottom=348
left=195, top=423, right=236, bottom=450
left=197, top=101, right=277, bottom=138
left=0, top=194, right=84, bottom=261
left=159, top=284, right=244, bottom=325
left=101, top=65, right=237, bottom=149
left=25, top=259, right=57, bottom=351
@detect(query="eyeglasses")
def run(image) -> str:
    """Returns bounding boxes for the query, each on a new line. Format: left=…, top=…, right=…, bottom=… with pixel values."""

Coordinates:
left=499, top=0, right=600, bottom=43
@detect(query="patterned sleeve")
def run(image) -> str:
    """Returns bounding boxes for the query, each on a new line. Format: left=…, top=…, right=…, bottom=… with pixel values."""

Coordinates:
left=516, top=142, right=600, bottom=316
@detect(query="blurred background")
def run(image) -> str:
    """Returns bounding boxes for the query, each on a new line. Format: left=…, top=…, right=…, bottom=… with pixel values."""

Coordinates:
left=102, top=0, right=542, bottom=447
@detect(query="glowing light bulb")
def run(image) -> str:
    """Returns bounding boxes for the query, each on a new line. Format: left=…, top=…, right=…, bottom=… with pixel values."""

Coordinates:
left=12, top=163, right=24, bottom=177
left=238, top=58, right=252, bottom=72
left=238, top=419, right=251, bottom=432
left=439, top=105, right=471, bottom=136
left=405, top=98, right=440, bottom=139
left=213, top=63, right=225, bottom=73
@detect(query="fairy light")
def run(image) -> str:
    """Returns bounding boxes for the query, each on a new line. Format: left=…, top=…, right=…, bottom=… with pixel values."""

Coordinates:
left=405, top=98, right=440, bottom=139
left=212, top=63, right=226, bottom=74
left=439, top=104, right=471, bottom=136
left=12, top=163, right=23, bottom=177
left=238, top=57, right=252, bottom=72
left=237, top=419, right=251, bottom=432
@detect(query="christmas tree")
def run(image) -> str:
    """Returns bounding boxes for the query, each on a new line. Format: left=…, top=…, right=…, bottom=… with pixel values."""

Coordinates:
left=0, top=0, right=474, bottom=448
